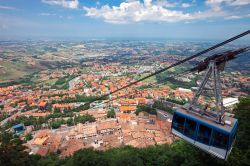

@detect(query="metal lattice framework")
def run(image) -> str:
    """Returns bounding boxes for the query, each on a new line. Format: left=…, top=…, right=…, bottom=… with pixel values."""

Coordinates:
left=187, top=47, right=250, bottom=124
left=82, top=31, right=250, bottom=108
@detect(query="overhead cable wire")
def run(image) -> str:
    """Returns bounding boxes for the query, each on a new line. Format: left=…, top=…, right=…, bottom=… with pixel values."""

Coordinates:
left=88, top=48, right=250, bottom=109
left=83, top=30, right=250, bottom=107
left=90, top=69, right=193, bottom=108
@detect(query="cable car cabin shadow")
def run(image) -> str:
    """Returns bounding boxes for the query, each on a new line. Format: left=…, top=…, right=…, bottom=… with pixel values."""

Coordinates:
left=171, top=107, right=238, bottom=160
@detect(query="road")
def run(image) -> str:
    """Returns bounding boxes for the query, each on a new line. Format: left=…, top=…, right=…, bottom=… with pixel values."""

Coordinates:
left=156, top=109, right=173, bottom=121
left=0, top=110, right=21, bottom=127
left=69, top=76, right=81, bottom=90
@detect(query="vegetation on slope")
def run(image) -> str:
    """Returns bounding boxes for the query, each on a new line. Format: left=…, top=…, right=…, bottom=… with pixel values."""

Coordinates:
left=0, top=97, right=250, bottom=166
left=0, top=60, right=39, bottom=82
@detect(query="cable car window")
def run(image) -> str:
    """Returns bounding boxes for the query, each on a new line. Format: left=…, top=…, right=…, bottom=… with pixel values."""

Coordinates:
left=231, top=123, right=238, bottom=145
left=212, top=130, right=228, bottom=149
left=232, top=130, right=236, bottom=142
left=229, top=128, right=236, bottom=147
left=173, top=114, right=185, bottom=133
left=184, top=118, right=197, bottom=139
left=197, top=124, right=212, bottom=145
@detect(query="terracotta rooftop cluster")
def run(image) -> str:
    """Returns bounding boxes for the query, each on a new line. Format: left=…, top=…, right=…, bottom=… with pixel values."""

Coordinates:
left=26, top=111, right=173, bottom=158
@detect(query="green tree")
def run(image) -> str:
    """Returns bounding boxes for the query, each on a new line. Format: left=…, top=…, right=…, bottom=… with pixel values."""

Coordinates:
left=0, top=103, right=4, bottom=110
left=1, top=97, right=250, bottom=166
left=107, top=109, right=115, bottom=118
left=0, top=130, right=12, bottom=146
left=54, top=107, right=61, bottom=114
left=226, top=96, right=250, bottom=166
left=51, top=121, right=61, bottom=129
left=135, top=105, right=156, bottom=115
left=67, top=117, right=74, bottom=126
left=75, top=114, right=95, bottom=124
left=71, top=149, right=108, bottom=166
left=25, top=133, right=33, bottom=141
left=152, top=101, right=175, bottom=114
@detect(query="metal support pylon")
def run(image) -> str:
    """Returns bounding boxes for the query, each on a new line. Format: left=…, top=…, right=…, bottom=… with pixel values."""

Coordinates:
left=188, top=61, right=225, bottom=124
left=212, top=61, right=224, bottom=123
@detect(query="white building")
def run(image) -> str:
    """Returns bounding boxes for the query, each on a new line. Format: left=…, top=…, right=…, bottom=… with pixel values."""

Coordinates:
left=223, top=97, right=239, bottom=107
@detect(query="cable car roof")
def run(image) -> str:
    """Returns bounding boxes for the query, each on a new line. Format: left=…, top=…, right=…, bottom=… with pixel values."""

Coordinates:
left=174, top=107, right=237, bottom=133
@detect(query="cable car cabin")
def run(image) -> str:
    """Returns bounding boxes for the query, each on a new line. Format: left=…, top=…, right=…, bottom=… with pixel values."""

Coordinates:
left=171, top=107, right=238, bottom=160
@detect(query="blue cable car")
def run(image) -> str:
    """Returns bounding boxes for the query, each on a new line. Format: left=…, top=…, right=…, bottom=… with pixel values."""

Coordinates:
left=169, top=53, right=246, bottom=160
left=171, top=107, right=238, bottom=160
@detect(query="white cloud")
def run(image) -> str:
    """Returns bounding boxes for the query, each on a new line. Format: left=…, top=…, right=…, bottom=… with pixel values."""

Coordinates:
left=205, top=0, right=225, bottom=11
left=83, top=0, right=228, bottom=24
left=206, top=0, right=227, bottom=5
left=181, top=3, right=192, bottom=8
left=0, top=5, right=16, bottom=10
left=41, top=0, right=79, bottom=9
left=84, top=0, right=193, bottom=24
left=230, top=0, right=250, bottom=6
left=225, top=15, right=242, bottom=19
left=39, top=13, right=73, bottom=19
left=206, top=0, right=250, bottom=6
left=205, top=0, right=250, bottom=19
left=225, top=13, right=250, bottom=19
left=155, top=0, right=177, bottom=8
left=39, top=13, right=56, bottom=16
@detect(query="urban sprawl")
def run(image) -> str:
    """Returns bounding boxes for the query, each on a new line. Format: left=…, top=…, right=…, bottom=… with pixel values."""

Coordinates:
left=0, top=40, right=249, bottom=158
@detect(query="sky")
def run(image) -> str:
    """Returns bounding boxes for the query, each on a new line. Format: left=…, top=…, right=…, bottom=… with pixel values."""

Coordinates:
left=0, top=0, right=250, bottom=40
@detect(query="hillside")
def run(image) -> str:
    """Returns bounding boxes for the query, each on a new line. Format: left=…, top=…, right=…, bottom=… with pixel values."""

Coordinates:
left=0, top=97, right=249, bottom=166
left=0, top=59, right=79, bottom=83
left=0, top=60, right=38, bottom=82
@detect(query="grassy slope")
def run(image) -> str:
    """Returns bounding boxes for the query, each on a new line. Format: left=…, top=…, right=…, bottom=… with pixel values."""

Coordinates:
left=0, top=61, right=35, bottom=82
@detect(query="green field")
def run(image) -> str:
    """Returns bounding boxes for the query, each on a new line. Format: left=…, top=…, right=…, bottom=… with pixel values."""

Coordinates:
left=134, top=73, right=157, bottom=83
left=0, top=61, right=38, bottom=82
